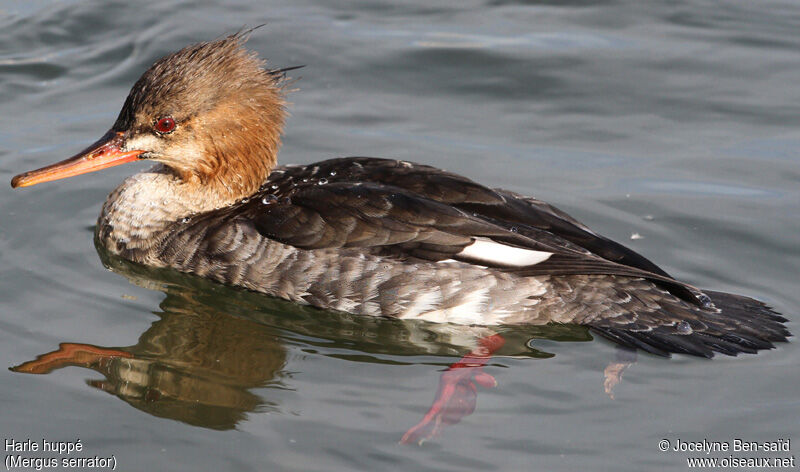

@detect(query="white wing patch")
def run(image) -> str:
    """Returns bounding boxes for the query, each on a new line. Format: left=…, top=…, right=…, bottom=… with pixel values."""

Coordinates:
left=455, top=238, right=552, bottom=268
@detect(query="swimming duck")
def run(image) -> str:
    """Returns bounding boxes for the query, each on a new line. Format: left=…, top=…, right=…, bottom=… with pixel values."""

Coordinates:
left=11, top=33, right=790, bottom=361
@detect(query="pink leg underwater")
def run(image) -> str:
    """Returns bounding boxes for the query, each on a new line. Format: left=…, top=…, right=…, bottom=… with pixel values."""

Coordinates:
left=401, top=334, right=505, bottom=445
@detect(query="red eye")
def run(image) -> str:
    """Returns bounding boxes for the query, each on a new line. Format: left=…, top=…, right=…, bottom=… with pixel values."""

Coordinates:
left=154, top=117, right=176, bottom=134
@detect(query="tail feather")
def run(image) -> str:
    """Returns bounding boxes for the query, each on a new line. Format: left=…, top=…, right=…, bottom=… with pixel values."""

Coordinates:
left=590, top=290, right=790, bottom=358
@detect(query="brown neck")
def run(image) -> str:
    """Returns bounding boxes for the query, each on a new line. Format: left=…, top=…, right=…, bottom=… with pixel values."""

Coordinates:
left=185, top=92, right=285, bottom=206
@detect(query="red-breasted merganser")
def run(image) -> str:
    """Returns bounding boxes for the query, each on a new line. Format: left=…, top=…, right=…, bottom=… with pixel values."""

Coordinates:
left=11, top=33, right=789, bottom=361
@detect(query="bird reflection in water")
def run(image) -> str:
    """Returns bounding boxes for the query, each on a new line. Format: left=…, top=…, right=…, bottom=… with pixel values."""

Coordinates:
left=13, top=246, right=287, bottom=430
left=11, top=240, right=602, bottom=441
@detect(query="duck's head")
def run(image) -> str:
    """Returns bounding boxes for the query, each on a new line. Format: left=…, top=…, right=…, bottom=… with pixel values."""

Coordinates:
left=12, top=33, right=294, bottom=203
